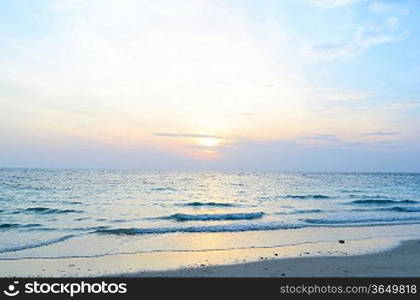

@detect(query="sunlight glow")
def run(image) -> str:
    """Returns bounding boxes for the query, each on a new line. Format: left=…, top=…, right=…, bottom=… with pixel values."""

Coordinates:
left=197, top=137, right=221, bottom=147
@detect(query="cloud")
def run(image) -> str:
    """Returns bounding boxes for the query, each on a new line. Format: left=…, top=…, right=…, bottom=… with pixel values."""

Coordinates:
left=385, top=16, right=400, bottom=31
left=1, top=0, right=417, bottom=171
left=153, top=133, right=220, bottom=139
left=355, top=21, right=409, bottom=48
left=314, top=88, right=371, bottom=101
left=240, top=113, right=256, bottom=117
left=387, top=100, right=420, bottom=110
left=0, top=0, right=309, bottom=153
left=301, top=134, right=340, bottom=141
left=369, top=1, right=410, bottom=15
left=306, top=2, right=410, bottom=61
left=310, top=0, right=365, bottom=9
left=309, top=41, right=358, bottom=60
left=364, top=131, right=402, bottom=136
left=308, top=16, right=409, bottom=61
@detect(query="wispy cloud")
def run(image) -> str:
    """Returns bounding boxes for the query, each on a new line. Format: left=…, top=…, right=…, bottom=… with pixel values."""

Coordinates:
left=240, top=113, right=257, bottom=117
left=301, top=134, right=340, bottom=141
left=309, top=42, right=357, bottom=60
left=387, top=100, right=420, bottom=110
left=314, top=88, right=372, bottom=102
left=307, top=15, right=409, bottom=61
left=364, top=131, right=402, bottom=136
left=310, top=0, right=365, bottom=9
left=369, top=1, right=410, bottom=15
left=343, top=139, right=404, bottom=150
left=355, top=20, right=409, bottom=48
left=153, top=133, right=220, bottom=139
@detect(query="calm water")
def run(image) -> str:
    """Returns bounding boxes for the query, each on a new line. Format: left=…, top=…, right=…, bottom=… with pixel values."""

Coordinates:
left=1, top=169, right=420, bottom=259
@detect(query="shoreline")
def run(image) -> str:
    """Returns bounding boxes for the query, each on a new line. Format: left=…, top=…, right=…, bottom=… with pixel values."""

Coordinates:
left=129, top=239, right=420, bottom=277
left=1, top=224, right=420, bottom=277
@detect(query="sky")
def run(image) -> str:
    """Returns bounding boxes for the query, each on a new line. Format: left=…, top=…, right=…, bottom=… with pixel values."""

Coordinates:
left=0, top=0, right=419, bottom=172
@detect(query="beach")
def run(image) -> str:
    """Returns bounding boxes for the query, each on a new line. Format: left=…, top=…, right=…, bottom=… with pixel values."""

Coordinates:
left=1, top=225, right=420, bottom=277
left=134, top=239, right=420, bottom=277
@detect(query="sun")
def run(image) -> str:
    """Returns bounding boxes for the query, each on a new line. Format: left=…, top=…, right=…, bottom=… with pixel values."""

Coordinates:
left=197, top=137, right=221, bottom=147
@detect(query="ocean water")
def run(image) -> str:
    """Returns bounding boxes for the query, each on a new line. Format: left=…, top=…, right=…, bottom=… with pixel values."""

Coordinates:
left=1, top=168, right=420, bottom=259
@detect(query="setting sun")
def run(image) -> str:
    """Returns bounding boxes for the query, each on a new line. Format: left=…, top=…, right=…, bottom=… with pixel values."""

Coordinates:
left=197, top=137, right=221, bottom=147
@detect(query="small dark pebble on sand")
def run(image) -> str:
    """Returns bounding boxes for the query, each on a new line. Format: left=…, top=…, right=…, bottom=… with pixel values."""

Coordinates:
left=339, top=240, right=345, bottom=244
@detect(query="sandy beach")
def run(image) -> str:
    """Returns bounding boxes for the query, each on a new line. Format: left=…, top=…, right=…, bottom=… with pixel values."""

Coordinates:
left=1, top=230, right=420, bottom=277
left=133, top=239, right=420, bottom=277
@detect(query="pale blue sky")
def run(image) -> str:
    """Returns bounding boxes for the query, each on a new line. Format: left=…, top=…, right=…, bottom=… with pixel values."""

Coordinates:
left=0, top=0, right=419, bottom=171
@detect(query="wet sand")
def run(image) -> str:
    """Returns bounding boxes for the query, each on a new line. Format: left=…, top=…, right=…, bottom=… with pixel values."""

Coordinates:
left=1, top=236, right=419, bottom=277
left=130, top=239, right=420, bottom=277
left=2, top=224, right=420, bottom=278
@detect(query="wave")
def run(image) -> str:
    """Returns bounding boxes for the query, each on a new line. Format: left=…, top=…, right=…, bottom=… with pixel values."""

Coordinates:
left=294, top=209, right=324, bottom=214
left=94, top=223, right=302, bottom=236
left=380, top=206, right=420, bottom=213
left=18, top=207, right=83, bottom=214
left=63, top=201, right=83, bottom=205
left=0, top=235, right=75, bottom=254
left=94, top=214, right=420, bottom=236
left=285, top=194, right=330, bottom=199
left=0, top=223, right=41, bottom=230
left=350, top=199, right=417, bottom=205
left=1, top=184, right=52, bottom=191
left=304, top=216, right=420, bottom=225
left=352, top=206, right=420, bottom=213
left=276, top=209, right=324, bottom=215
left=340, top=189, right=365, bottom=193
left=182, top=202, right=236, bottom=207
left=0, top=223, right=17, bottom=229
left=349, top=194, right=396, bottom=199
left=164, top=212, right=264, bottom=221
left=150, top=187, right=177, bottom=192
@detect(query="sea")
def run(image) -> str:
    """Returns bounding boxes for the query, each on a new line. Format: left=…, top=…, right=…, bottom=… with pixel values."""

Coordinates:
left=1, top=168, right=420, bottom=259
